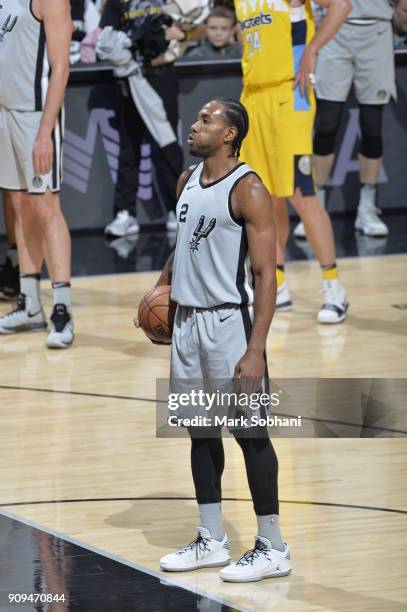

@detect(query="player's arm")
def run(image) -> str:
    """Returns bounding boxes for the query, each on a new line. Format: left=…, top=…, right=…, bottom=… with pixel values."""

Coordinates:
left=392, top=0, right=407, bottom=33
left=294, top=0, right=352, bottom=94
left=33, top=0, right=72, bottom=175
left=232, top=174, right=277, bottom=393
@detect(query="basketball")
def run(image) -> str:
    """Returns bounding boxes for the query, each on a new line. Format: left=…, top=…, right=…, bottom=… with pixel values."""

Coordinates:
left=138, top=285, right=177, bottom=344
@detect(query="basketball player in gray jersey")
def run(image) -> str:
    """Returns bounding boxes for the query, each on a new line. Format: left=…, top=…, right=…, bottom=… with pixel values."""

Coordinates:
left=295, top=0, right=397, bottom=239
left=137, top=99, right=292, bottom=582
left=0, top=0, right=74, bottom=348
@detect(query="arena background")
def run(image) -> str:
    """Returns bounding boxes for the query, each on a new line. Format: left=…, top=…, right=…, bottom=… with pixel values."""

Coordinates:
left=0, top=54, right=406, bottom=233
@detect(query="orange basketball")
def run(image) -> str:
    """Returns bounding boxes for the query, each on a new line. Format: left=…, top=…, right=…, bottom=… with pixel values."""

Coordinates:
left=138, top=285, right=177, bottom=344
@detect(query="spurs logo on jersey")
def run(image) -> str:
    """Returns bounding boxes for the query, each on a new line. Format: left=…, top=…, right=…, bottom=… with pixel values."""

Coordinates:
left=189, top=216, right=217, bottom=253
left=0, top=13, right=18, bottom=48
left=171, top=163, right=258, bottom=309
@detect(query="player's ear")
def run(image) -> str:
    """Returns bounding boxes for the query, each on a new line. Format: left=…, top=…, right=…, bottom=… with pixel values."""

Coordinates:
left=224, top=125, right=237, bottom=147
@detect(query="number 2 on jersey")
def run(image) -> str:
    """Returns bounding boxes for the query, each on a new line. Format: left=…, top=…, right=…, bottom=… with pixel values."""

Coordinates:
left=246, top=30, right=261, bottom=57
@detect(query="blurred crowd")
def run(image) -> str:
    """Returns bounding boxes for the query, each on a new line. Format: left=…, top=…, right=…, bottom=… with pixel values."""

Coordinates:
left=69, top=0, right=407, bottom=67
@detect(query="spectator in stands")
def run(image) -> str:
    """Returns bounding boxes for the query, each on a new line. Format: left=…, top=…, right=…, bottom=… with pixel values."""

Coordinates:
left=99, top=0, right=185, bottom=236
left=183, top=6, right=240, bottom=60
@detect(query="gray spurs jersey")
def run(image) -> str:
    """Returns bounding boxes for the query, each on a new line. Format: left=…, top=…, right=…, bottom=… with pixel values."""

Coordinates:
left=171, top=162, right=257, bottom=309
left=0, top=0, right=49, bottom=111
left=349, top=0, right=393, bottom=21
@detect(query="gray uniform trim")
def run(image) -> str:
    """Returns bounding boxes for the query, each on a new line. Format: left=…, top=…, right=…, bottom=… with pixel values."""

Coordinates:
left=0, top=107, right=64, bottom=193
left=170, top=303, right=269, bottom=427
left=315, top=21, right=396, bottom=104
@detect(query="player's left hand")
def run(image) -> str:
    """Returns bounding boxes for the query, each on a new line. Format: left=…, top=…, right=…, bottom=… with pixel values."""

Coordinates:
left=234, top=348, right=265, bottom=396
left=294, top=44, right=317, bottom=96
left=33, top=132, right=53, bottom=176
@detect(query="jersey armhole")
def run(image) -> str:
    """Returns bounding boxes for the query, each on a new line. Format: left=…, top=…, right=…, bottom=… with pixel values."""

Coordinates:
left=29, top=0, right=42, bottom=23
left=227, top=171, right=262, bottom=228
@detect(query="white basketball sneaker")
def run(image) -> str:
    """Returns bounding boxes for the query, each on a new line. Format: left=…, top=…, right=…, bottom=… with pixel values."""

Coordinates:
left=219, top=536, right=291, bottom=583
left=166, top=210, right=177, bottom=232
left=105, top=210, right=140, bottom=237
left=293, top=220, right=306, bottom=239
left=159, top=527, right=230, bottom=572
left=355, top=201, right=389, bottom=237
left=317, top=280, right=349, bottom=324
left=46, top=304, right=74, bottom=349
left=276, top=282, right=293, bottom=311
left=0, top=294, right=46, bottom=334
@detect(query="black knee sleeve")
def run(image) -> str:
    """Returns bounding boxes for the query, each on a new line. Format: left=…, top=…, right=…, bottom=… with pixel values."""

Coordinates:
left=359, top=104, right=384, bottom=159
left=313, top=99, right=345, bottom=156
left=234, top=429, right=279, bottom=515
left=190, top=435, right=225, bottom=505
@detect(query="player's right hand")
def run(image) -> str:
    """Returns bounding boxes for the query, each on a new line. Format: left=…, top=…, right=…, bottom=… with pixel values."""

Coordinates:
left=33, top=131, right=53, bottom=175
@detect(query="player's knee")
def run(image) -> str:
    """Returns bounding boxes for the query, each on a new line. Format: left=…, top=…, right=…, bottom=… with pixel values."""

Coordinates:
left=313, top=99, right=344, bottom=155
left=34, top=197, right=61, bottom=224
left=359, top=104, right=384, bottom=159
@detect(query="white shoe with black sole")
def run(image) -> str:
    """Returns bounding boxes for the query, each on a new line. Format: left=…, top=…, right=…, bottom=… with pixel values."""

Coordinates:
left=276, top=282, right=293, bottom=311
left=219, top=536, right=291, bottom=583
left=159, top=527, right=230, bottom=572
left=46, top=304, right=74, bottom=349
left=317, top=280, right=349, bottom=324
left=0, top=294, right=46, bottom=334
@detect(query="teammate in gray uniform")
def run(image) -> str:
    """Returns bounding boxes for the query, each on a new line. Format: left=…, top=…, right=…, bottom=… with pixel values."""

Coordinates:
left=0, top=0, right=73, bottom=348
left=137, top=99, right=292, bottom=582
left=295, top=0, right=396, bottom=239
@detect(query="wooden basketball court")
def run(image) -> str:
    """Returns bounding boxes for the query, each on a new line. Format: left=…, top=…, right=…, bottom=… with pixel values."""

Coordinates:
left=1, top=254, right=406, bottom=611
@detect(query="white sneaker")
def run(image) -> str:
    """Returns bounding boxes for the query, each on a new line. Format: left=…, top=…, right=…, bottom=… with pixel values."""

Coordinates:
left=293, top=221, right=306, bottom=239
left=104, top=211, right=140, bottom=237
left=276, top=282, right=293, bottom=311
left=219, top=536, right=291, bottom=583
left=159, top=527, right=230, bottom=572
left=166, top=210, right=177, bottom=232
left=317, top=280, right=349, bottom=324
left=46, top=304, right=74, bottom=349
left=355, top=203, right=389, bottom=237
left=0, top=294, right=46, bottom=334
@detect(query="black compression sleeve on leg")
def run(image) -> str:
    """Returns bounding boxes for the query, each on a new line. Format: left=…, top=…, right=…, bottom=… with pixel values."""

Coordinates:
left=234, top=429, right=279, bottom=516
left=313, top=99, right=345, bottom=156
left=190, top=434, right=225, bottom=505
left=359, top=104, right=384, bottom=159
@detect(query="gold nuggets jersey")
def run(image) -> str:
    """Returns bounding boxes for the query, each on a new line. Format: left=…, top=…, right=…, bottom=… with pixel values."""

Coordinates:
left=235, top=0, right=315, bottom=89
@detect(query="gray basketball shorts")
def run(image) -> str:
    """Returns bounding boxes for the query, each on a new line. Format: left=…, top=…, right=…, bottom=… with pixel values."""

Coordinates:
left=315, top=21, right=396, bottom=104
left=170, top=303, right=270, bottom=428
left=0, top=105, right=64, bottom=194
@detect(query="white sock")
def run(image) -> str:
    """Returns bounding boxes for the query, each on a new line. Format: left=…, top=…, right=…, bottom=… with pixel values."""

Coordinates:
left=52, top=282, right=71, bottom=308
left=20, top=274, right=41, bottom=311
left=256, top=514, right=285, bottom=551
left=359, top=184, right=377, bottom=209
left=198, top=503, right=224, bottom=541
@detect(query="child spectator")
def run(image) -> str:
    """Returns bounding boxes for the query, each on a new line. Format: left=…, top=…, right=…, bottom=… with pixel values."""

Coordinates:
left=183, top=6, right=240, bottom=60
